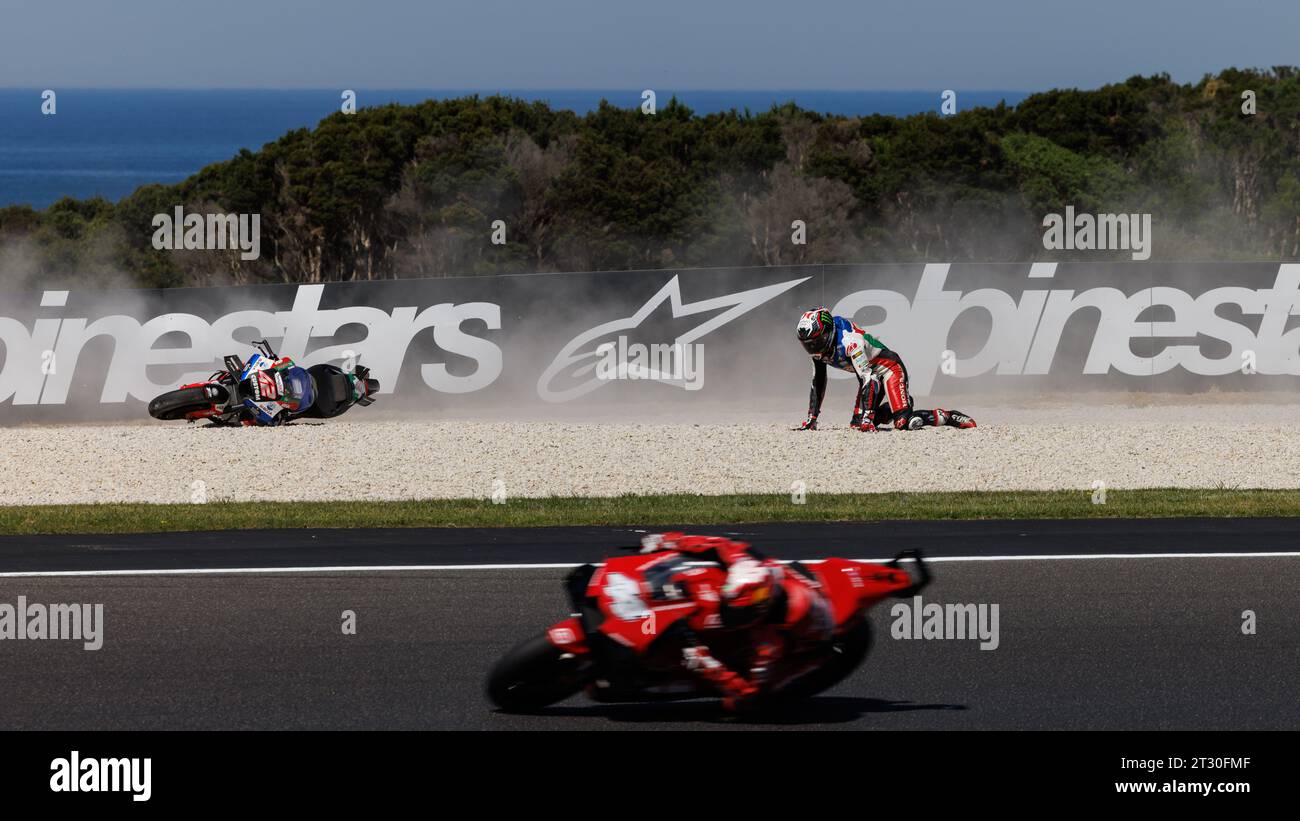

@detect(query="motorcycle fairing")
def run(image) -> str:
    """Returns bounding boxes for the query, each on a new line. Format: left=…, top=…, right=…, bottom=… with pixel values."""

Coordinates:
left=522, top=550, right=931, bottom=709
left=585, top=554, right=722, bottom=654
left=238, top=352, right=275, bottom=382
left=242, top=398, right=284, bottom=425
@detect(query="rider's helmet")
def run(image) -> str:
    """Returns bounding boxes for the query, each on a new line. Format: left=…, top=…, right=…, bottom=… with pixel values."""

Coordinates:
left=720, top=560, right=783, bottom=629
left=796, top=308, right=836, bottom=356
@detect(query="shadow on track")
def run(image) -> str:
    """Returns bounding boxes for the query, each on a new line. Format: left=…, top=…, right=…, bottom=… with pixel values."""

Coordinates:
left=504, top=696, right=968, bottom=726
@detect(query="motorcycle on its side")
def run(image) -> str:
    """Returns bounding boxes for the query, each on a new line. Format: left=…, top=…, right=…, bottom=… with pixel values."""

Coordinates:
left=147, top=339, right=379, bottom=426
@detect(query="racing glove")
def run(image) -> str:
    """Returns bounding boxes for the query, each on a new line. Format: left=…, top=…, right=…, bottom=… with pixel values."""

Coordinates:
left=721, top=641, right=782, bottom=713
left=856, top=418, right=877, bottom=432
left=683, top=645, right=759, bottom=706
left=794, top=416, right=818, bottom=431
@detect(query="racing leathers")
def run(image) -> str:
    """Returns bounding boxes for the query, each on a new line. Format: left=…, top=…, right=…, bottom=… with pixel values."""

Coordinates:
left=641, top=532, right=834, bottom=710
left=799, top=316, right=975, bottom=431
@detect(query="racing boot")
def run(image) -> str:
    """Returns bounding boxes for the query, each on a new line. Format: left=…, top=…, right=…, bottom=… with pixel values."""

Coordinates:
left=935, top=408, right=977, bottom=429
left=883, top=410, right=923, bottom=430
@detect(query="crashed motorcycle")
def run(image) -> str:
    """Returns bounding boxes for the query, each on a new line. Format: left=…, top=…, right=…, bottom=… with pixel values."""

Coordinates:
left=487, top=545, right=929, bottom=712
left=147, top=339, right=379, bottom=426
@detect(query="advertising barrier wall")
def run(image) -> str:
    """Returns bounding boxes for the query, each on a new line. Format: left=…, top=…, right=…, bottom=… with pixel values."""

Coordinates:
left=1, top=262, right=1297, bottom=422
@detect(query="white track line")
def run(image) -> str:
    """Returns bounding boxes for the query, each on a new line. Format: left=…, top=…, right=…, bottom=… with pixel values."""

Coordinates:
left=917, top=551, right=1300, bottom=562
left=0, top=551, right=1296, bottom=578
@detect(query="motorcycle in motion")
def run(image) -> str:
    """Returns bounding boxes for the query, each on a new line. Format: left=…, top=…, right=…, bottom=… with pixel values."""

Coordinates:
left=147, top=339, right=379, bottom=426
left=487, top=540, right=929, bottom=713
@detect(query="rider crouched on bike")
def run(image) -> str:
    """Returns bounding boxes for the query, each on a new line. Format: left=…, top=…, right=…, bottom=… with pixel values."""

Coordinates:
left=794, top=308, right=976, bottom=432
left=640, top=532, right=834, bottom=711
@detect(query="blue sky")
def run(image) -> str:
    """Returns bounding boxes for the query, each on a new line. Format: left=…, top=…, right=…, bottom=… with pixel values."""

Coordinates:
left=1, top=0, right=1296, bottom=90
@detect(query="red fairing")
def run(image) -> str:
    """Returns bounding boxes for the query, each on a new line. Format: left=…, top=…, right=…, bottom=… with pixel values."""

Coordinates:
left=586, top=554, right=725, bottom=653
left=585, top=551, right=914, bottom=651
left=812, top=558, right=915, bottom=626
left=545, top=617, right=590, bottom=654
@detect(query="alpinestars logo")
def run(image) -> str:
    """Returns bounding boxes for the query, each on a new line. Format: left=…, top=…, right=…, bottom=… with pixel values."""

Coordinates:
left=537, top=274, right=809, bottom=402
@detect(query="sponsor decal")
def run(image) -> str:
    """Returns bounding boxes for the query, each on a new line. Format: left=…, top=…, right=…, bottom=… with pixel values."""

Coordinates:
left=548, top=626, right=576, bottom=645
left=252, top=372, right=277, bottom=401
left=603, top=572, right=653, bottom=622
left=3, top=263, right=1300, bottom=413
left=538, top=274, right=809, bottom=402
left=249, top=400, right=280, bottom=420
left=833, top=263, right=1300, bottom=393
left=0, top=284, right=502, bottom=405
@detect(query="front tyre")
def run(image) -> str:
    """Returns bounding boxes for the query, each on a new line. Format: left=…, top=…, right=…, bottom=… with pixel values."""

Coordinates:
left=487, top=634, right=587, bottom=712
left=148, top=387, right=213, bottom=421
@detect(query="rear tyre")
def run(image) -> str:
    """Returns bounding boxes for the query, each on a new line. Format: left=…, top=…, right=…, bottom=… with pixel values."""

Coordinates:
left=148, top=387, right=214, bottom=421
left=486, top=634, right=587, bottom=712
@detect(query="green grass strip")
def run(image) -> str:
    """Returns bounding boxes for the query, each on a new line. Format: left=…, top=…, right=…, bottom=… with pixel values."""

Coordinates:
left=3, top=489, right=1300, bottom=536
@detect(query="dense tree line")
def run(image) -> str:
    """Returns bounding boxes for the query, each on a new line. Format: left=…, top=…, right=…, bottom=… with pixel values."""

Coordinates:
left=3, top=67, right=1299, bottom=289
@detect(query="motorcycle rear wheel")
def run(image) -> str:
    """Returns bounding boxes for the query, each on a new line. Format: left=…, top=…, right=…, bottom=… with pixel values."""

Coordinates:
left=487, top=634, right=587, bottom=712
left=148, top=387, right=215, bottom=420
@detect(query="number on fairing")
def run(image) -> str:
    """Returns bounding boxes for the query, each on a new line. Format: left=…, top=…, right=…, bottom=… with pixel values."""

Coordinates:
left=604, top=573, right=651, bottom=621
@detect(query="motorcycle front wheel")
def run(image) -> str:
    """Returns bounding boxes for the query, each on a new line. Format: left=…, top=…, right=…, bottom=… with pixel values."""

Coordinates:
left=148, top=387, right=215, bottom=420
left=486, top=634, right=588, bottom=712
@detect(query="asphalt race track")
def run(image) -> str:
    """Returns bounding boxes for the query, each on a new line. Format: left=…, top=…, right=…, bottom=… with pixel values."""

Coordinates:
left=0, top=519, right=1296, bottom=730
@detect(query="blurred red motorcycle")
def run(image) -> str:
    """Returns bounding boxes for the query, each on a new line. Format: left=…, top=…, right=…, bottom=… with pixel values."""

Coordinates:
left=487, top=544, right=929, bottom=712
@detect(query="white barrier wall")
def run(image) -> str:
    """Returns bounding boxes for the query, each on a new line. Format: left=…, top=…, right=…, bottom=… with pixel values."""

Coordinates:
left=1, top=262, right=1296, bottom=421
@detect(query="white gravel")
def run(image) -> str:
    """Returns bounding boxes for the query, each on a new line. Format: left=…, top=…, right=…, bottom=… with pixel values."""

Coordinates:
left=3, top=404, right=1299, bottom=505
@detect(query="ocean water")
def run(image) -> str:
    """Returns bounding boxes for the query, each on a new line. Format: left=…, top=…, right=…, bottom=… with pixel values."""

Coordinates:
left=0, top=89, right=1029, bottom=209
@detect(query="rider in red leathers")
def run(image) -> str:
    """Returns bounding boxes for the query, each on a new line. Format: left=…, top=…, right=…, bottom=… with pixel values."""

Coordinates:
left=640, top=532, right=835, bottom=710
